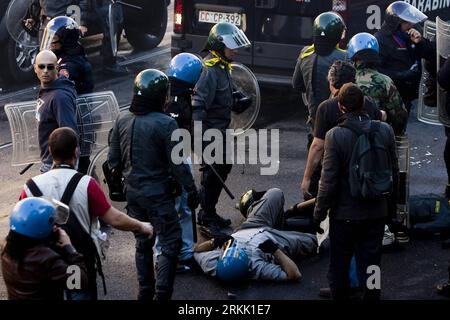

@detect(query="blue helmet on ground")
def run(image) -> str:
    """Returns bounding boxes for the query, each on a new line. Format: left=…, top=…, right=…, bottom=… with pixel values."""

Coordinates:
left=347, top=32, right=379, bottom=60
left=167, top=53, right=203, bottom=85
left=216, top=239, right=249, bottom=282
left=10, top=197, right=69, bottom=240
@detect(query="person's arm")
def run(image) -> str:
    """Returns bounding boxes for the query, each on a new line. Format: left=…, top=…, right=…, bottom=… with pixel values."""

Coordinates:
left=87, top=178, right=153, bottom=237
left=301, top=137, right=324, bottom=197
left=257, top=239, right=301, bottom=281
left=314, top=130, right=340, bottom=222
left=54, top=92, right=78, bottom=135
left=438, top=58, right=450, bottom=91
left=292, top=58, right=306, bottom=92
left=164, top=119, right=196, bottom=190
left=101, top=206, right=153, bottom=236
left=194, top=239, right=215, bottom=252
left=46, top=228, right=89, bottom=290
left=107, top=115, right=122, bottom=170
left=273, top=249, right=301, bottom=281
left=383, top=80, right=408, bottom=135
left=191, top=67, right=217, bottom=122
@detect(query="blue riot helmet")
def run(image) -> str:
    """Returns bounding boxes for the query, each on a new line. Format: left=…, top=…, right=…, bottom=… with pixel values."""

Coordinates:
left=167, top=53, right=203, bottom=86
left=10, top=197, right=70, bottom=240
left=347, top=32, right=379, bottom=60
left=386, top=1, right=428, bottom=25
left=216, top=239, right=250, bottom=282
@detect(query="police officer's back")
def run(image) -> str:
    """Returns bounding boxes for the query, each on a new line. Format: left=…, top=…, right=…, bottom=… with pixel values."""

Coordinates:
left=292, top=11, right=347, bottom=131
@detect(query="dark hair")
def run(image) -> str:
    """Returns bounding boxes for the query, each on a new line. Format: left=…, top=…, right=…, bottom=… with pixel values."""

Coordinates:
left=49, top=127, right=78, bottom=162
left=338, top=83, right=364, bottom=112
left=328, top=60, right=356, bottom=89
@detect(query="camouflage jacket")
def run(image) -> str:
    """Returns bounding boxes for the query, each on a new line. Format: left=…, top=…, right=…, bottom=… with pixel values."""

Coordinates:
left=355, top=64, right=408, bottom=135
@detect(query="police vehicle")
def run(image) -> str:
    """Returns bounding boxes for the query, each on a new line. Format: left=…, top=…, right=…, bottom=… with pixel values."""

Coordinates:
left=0, top=0, right=170, bottom=83
left=171, top=0, right=450, bottom=85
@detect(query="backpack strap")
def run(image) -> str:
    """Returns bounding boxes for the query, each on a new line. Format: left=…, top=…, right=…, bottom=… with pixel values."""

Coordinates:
left=60, top=173, right=84, bottom=205
left=60, top=172, right=108, bottom=296
left=25, top=179, right=43, bottom=197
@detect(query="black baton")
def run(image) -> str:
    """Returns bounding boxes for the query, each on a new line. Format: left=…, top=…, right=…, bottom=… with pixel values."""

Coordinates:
left=20, top=163, right=34, bottom=175
left=206, top=164, right=235, bottom=200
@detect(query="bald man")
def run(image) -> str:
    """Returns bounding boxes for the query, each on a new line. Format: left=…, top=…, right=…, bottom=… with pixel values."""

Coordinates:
left=35, top=50, right=78, bottom=173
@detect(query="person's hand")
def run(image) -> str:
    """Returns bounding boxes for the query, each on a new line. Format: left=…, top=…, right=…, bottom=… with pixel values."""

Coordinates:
left=23, top=18, right=35, bottom=30
left=187, top=188, right=200, bottom=211
left=408, top=28, right=422, bottom=44
left=55, top=227, right=71, bottom=247
left=380, top=110, right=387, bottom=122
left=313, top=218, right=324, bottom=234
left=258, top=239, right=279, bottom=254
left=212, top=234, right=233, bottom=248
left=79, top=26, right=88, bottom=36
left=300, top=178, right=312, bottom=200
left=140, top=222, right=154, bottom=239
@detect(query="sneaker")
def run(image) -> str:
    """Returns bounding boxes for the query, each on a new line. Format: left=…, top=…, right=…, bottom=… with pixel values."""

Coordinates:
left=382, top=225, right=395, bottom=246
left=198, top=212, right=231, bottom=229
left=437, top=281, right=450, bottom=298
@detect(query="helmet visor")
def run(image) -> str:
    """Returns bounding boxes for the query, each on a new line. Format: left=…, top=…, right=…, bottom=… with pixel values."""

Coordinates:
left=40, top=28, right=58, bottom=51
left=50, top=199, right=70, bottom=225
left=221, top=29, right=251, bottom=50
left=394, top=3, right=428, bottom=24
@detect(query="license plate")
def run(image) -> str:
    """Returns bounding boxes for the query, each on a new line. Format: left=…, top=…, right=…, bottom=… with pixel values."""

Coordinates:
left=198, top=10, right=242, bottom=26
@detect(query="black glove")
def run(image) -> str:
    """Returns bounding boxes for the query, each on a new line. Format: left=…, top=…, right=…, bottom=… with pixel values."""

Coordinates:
left=187, top=188, right=200, bottom=211
left=313, top=218, right=324, bottom=234
left=213, top=234, right=233, bottom=248
left=232, top=90, right=252, bottom=114
left=258, top=239, right=279, bottom=254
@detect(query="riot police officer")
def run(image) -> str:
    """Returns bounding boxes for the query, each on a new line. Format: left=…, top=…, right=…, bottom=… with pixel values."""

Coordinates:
left=41, top=16, right=94, bottom=95
left=191, top=22, right=251, bottom=229
left=108, top=69, right=199, bottom=300
left=292, top=11, right=347, bottom=135
left=374, top=1, right=431, bottom=113
left=347, top=32, right=408, bottom=136
left=154, top=53, right=203, bottom=270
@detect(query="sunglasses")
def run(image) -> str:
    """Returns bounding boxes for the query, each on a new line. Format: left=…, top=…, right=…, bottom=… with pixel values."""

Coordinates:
left=37, top=64, right=56, bottom=71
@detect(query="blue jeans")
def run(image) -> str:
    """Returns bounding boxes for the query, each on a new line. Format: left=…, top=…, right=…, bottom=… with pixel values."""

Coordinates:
left=155, top=157, right=194, bottom=262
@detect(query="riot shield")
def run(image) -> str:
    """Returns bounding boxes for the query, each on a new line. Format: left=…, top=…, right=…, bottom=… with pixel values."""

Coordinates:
left=417, top=20, right=441, bottom=126
left=437, top=17, right=450, bottom=127
left=109, top=2, right=119, bottom=57
left=5, top=0, right=39, bottom=48
left=87, top=146, right=127, bottom=211
left=5, top=91, right=120, bottom=166
left=229, top=63, right=261, bottom=136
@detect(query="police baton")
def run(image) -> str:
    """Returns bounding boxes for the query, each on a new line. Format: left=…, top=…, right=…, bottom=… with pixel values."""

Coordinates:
left=112, top=0, right=142, bottom=10
left=190, top=206, right=198, bottom=243
left=205, top=164, right=235, bottom=200
left=20, top=163, right=34, bottom=175
left=295, top=198, right=316, bottom=211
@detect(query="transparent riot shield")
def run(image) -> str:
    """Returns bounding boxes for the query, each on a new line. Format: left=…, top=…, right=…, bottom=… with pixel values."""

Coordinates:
left=396, top=135, right=410, bottom=228
left=109, top=1, right=119, bottom=57
left=417, top=20, right=441, bottom=126
left=229, top=62, right=261, bottom=136
left=5, top=0, right=39, bottom=48
left=87, top=146, right=127, bottom=211
left=5, top=91, right=120, bottom=166
left=437, top=17, right=450, bottom=127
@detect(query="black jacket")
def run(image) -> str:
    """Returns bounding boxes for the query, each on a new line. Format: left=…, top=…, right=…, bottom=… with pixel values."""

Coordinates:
left=314, top=113, right=398, bottom=221
left=375, top=26, right=433, bottom=102
left=37, top=77, right=78, bottom=168
left=58, top=47, right=94, bottom=95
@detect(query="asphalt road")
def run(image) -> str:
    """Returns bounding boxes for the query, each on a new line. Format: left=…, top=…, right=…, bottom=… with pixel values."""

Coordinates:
left=0, top=2, right=449, bottom=301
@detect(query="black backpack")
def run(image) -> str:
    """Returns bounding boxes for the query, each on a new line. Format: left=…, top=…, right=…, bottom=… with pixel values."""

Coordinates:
left=339, top=120, right=393, bottom=200
left=26, top=173, right=107, bottom=296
